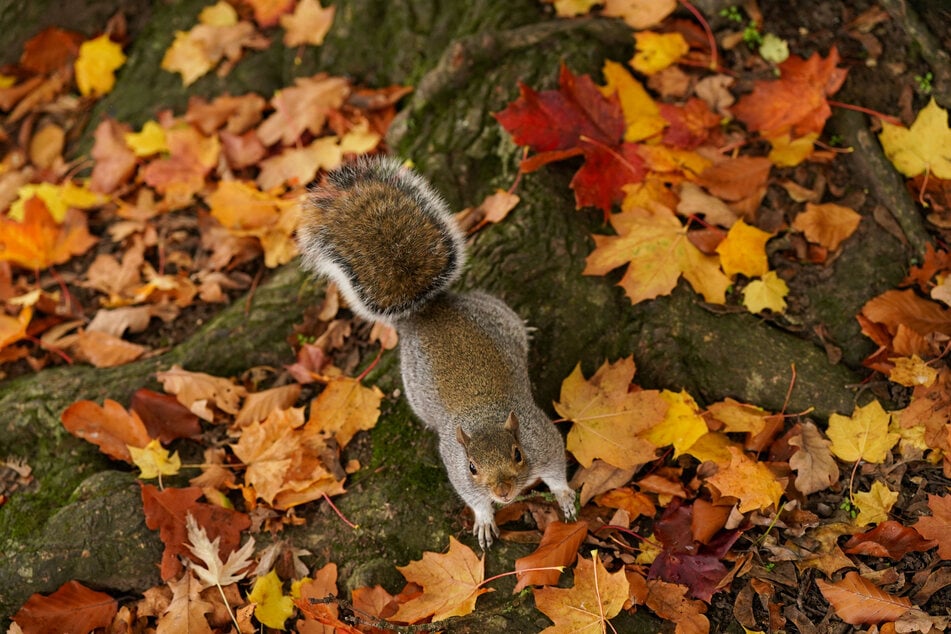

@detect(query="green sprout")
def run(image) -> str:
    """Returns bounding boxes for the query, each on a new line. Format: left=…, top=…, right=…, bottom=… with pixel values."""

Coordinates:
left=915, top=71, right=933, bottom=95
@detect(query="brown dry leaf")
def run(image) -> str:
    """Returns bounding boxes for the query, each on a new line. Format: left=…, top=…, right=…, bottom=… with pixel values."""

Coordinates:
left=554, top=357, right=665, bottom=469
left=816, top=571, right=912, bottom=625
left=83, top=238, right=145, bottom=301
left=645, top=579, right=709, bottom=634
left=705, top=446, right=784, bottom=512
left=157, top=572, right=214, bottom=634
left=569, top=459, right=638, bottom=506
left=155, top=364, right=247, bottom=421
left=594, top=486, right=655, bottom=520
left=843, top=521, right=938, bottom=560
left=792, top=202, right=862, bottom=251
left=306, top=376, right=383, bottom=447
left=257, top=74, right=349, bottom=146
left=11, top=580, right=118, bottom=634
left=788, top=421, right=839, bottom=496
left=677, top=181, right=737, bottom=228
left=71, top=330, right=146, bottom=367
left=533, top=553, right=630, bottom=633
left=234, top=384, right=302, bottom=426
left=281, top=0, right=335, bottom=47
left=914, top=494, right=951, bottom=559
left=861, top=289, right=951, bottom=339
left=456, top=190, right=520, bottom=233
left=142, top=123, right=220, bottom=209
left=186, top=93, right=267, bottom=135
left=256, top=136, right=342, bottom=190
left=90, top=118, right=137, bottom=193
left=513, top=520, right=589, bottom=591
left=60, top=398, right=151, bottom=462
left=391, top=537, right=489, bottom=623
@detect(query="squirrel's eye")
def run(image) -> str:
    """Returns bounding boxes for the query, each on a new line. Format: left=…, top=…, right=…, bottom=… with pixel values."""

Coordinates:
left=514, top=447, right=523, bottom=463
left=468, top=461, right=477, bottom=475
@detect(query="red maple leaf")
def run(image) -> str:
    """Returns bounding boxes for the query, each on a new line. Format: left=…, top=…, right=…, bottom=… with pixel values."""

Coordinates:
left=732, top=47, right=847, bottom=137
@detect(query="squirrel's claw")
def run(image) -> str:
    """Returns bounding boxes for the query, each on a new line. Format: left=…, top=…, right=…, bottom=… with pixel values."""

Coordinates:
left=554, top=487, right=577, bottom=522
left=474, top=517, right=500, bottom=550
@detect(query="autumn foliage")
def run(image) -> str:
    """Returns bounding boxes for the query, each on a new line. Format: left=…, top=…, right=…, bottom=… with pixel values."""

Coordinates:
left=6, top=0, right=951, bottom=632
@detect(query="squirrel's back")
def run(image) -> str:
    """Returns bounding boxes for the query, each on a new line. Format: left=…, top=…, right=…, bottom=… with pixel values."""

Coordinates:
left=298, top=157, right=466, bottom=322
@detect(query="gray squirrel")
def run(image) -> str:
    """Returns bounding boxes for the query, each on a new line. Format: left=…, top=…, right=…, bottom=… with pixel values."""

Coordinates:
left=297, top=156, right=576, bottom=548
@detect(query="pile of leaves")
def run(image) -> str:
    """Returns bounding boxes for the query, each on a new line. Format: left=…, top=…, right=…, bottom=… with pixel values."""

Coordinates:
left=4, top=0, right=951, bottom=632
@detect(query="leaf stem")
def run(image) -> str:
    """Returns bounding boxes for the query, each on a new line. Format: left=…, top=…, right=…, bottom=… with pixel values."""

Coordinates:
left=678, top=0, right=718, bottom=71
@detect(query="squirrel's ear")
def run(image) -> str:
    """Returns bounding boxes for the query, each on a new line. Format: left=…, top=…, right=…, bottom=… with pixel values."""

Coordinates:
left=455, top=425, right=471, bottom=448
left=505, top=411, right=519, bottom=432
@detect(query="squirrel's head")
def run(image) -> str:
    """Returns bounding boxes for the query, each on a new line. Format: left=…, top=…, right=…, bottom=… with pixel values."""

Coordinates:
left=455, top=412, right=528, bottom=504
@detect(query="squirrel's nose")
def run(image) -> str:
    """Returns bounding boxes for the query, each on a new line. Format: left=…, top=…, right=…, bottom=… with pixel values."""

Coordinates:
left=493, top=482, right=515, bottom=501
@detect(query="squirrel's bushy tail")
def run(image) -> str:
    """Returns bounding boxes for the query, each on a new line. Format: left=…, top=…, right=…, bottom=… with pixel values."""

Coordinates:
left=297, top=156, right=466, bottom=323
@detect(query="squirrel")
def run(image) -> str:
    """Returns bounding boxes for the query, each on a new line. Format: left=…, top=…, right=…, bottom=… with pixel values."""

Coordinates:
left=297, top=156, right=576, bottom=548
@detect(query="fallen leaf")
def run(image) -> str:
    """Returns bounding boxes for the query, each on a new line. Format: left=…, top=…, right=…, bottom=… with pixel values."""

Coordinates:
left=391, top=537, right=489, bottom=623
left=853, top=481, right=898, bottom=527
left=248, top=570, right=294, bottom=629
left=792, top=202, right=862, bottom=251
left=61, top=398, right=151, bottom=462
left=715, top=219, right=772, bottom=279
left=130, top=438, right=182, bottom=480
left=889, top=355, right=938, bottom=388
left=843, top=521, right=937, bottom=559
left=534, top=553, right=630, bottom=632
left=816, top=571, right=912, bottom=625
left=788, top=421, right=839, bottom=495
left=281, top=0, right=335, bottom=47
left=306, top=376, right=382, bottom=447
left=600, top=60, right=666, bottom=143
left=879, top=98, right=951, bottom=179
left=705, top=446, right=784, bottom=512
left=90, top=118, right=138, bottom=193
left=157, top=572, right=213, bottom=634
left=72, top=329, right=146, bottom=367
left=827, top=400, right=898, bottom=463
left=913, top=494, right=951, bottom=559
left=631, top=31, right=689, bottom=75
left=0, top=199, right=97, bottom=270
left=155, top=364, right=247, bottom=421
left=601, top=0, right=676, bottom=29
left=514, top=520, right=589, bottom=591
left=257, top=73, right=350, bottom=146
left=742, top=271, right=789, bottom=314
left=12, top=581, right=117, bottom=634
left=643, top=389, right=709, bottom=458
left=645, top=579, right=709, bottom=633
left=74, top=34, right=126, bottom=97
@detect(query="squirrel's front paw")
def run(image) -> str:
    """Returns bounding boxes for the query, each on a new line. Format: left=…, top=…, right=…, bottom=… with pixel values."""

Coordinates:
left=554, top=487, right=577, bottom=521
left=472, top=507, right=500, bottom=550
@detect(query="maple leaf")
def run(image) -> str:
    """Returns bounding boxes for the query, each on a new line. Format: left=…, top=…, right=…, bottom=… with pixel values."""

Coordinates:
left=553, top=357, right=665, bottom=469
left=142, top=122, right=220, bottom=209
left=281, top=0, right=335, bottom=47
left=742, top=271, right=789, bottom=314
left=788, top=421, right=839, bottom=496
left=827, top=400, right=898, bottom=463
left=888, top=355, right=937, bottom=388
left=792, top=202, right=862, bottom=251
left=645, top=579, right=710, bottom=633
left=913, top=494, right=951, bottom=559
left=257, top=73, right=350, bottom=146
left=125, top=120, right=169, bottom=156
left=74, top=34, right=126, bottom=96
left=246, top=0, right=296, bottom=26
left=234, top=384, right=302, bottom=426
left=599, top=60, right=666, bottom=142
left=61, top=398, right=151, bottom=462
left=513, top=520, right=589, bottom=591
left=879, top=98, right=951, bottom=179
left=248, top=570, right=295, bottom=629
left=307, top=376, right=383, bottom=447
left=89, top=118, right=138, bottom=193
left=715, top=219, right=772, bottom=279
left=816, top=571, right=912, bottom=625
left=732, top=47, right=847, bottom=138
left=155, top=364, right=247, bottom=421
left=0, top=303, right=32, bottom=350
left=594, top=486, right=655, bottom=520
left=0, top=198, right=97, bottom=270
left=12, top=580, right=118, bottom=634
left=853, top=481, right=898, bottom=527
left=630, top=31, right=689, bottom=75
left=140, top=483, right=251, bottom=580
left=391, top=536, right=489, bottom=623
left=256, top=136, right=342, bottom=190
left=186, top=512, right=255, bottom=588
left=643, top=389, right=708, bottom=457
left=158, top=571, right=214, bottom=634
left=533, top=552, right=629, bottom=633
left=584, top=203, right=730, bottom=305
left=705, top=446, right=784, bottom=512
left=130, top=438, right=182, bottom=479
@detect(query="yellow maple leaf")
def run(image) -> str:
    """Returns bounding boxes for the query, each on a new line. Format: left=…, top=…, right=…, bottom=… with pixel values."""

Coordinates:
left=553, top=357, right=665, bottom=469
left=827, top=400, right=899, bottom=463
left=683, top=431, right=735, bottom=464
left=743, top=270, right=789, bottom=314
left=584, top=204, right=730, bottom=305
left=129, top=438, right=182, bottom=479
left=889, top=355, right=937, bottom=388
left=642, top=389, right=708, bottom=457
left=248, top=570, right=294, bottom=629
left=281, top=0, right=336, bottom=47
left=853, top=481, right=898, bottom=527
left=74, top=34, right=126, bottom=97
left=307, top=376, right=383, bottom=448
left=124, top=120, right=169, bottom=157
left=600, top=60, right=666, bottom=142
left=716, top=219, right=772, bottom=279
left=631, top=31, right=689, bottom=75
left=391, top=537, right=488, bottom=623
left=767, top=131, right=819, bottom=167
left=534, top=552, right=630, bottom=632
left=879, top=98, right=951, bottom=179
left=705, top=446, right=784, bottom=512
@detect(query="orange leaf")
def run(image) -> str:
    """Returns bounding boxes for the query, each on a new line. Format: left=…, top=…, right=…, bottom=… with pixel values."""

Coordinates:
left=72, top=329, right=146, bottom=367
left=704, top=446, right=783, bottom=512
left=792, top=202, right=862, bottom=251
left=914, top=493, right=951, bottom=559
left=391, top=537, right=489, bottom=623
left=513, top=520, right=589, bottom=591
left=12, top=580, right=117, bottom=634
left=816, top=571, right=912, bottom=625
left=281, top=0, right=335, bottom=47
left=0, top=198, right=97, bottom=270
left=533, top=553, right=629, bottom=632
left=307, top=376, right=383, bottom=447
left=257, top=74, right=350, bottom=146
left=61, top=398, right=151, bottom=462
left=89, top=118, right=137, bottom=194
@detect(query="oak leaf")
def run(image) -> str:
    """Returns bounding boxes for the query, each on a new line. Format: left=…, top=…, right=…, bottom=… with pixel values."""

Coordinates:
left=391, top=536, right=489, bottom=623
left=584, top=203, right=730, bottom=305
left=61, top=398, right=151, bottom=462
left=534, top=552, right=629, bottom=633
left=788, top=421, right=839, bottom=495
left=554, top=357, right=665, bottom=469
left=513, top=520, right=589, bottom=591
left=12, top=581, right=117, bottom=634
left=879, top=98, right=951, bottom=179
left=816, top=571, right=912, bottom=625
left=281, top=0, right=335, bottom=47
left=827, top=400, right=898, bottom=463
